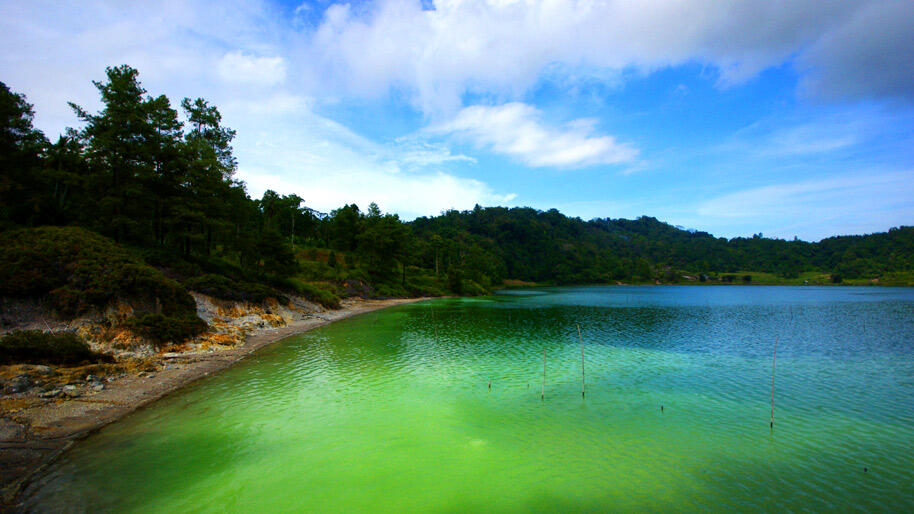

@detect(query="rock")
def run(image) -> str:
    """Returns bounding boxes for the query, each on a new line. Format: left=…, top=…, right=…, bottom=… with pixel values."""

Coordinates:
left=33, top=365, right=54, bottom=375
left=85, top=374, right=99, bottom=382
left=0, top=419, right=26, bottom=442
left=162, top=352, right=183, bottom=359
left=62, top=385, right=77, bottom=392
left=8, top=375, right=31, bottom=393
left=40, top=389, right=62, bottom=398
left=91, top=383, right=105, bottom=392
left=146, top=373, right=156, bottom=379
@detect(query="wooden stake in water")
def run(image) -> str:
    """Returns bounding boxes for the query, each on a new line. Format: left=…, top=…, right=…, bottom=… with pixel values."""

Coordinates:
left=577, top=323, right=585, bottom=398
left=770, top=335, right=779, bottom=429
left=430, top=304, right=439, bottom=342
left=541, top=347, right=547, bottom=400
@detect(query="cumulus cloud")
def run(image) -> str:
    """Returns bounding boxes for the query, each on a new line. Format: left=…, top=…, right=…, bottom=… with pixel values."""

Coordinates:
left=797, top=0, right=914, bottom=101
left=226, top=98, right=513, bottom=217
left=304, top=0, right=914, bottom=113
left=0, top=0, right=513, bottom=218
left=0, top=0, right=285, bottom=136
left=4, top=0, right=912, bottom=230
left=429, top=103, right=637, bottom=168
left=218, top=51, right=287, bottom=86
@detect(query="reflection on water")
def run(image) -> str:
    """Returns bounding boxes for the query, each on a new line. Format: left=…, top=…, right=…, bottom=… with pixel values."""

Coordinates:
left=24, top=286, right=914, bottom=512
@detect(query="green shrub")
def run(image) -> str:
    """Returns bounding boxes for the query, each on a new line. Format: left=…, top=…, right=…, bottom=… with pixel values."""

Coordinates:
left=138, top=248, right=203, bottom=280
left=0, top=227, right=197, bottom=317
left=125, top=314, right=207, bottom=347
left=273, top=277, right=341, bottom=309
left=184, top=274, right=289, bottom=304
left=462, top=279, right=490, bottom=296
left=405, top=274, right=447, bottom=297
left=372, top=282, right=409, bottom=298
left=0, top=330, right=113, bottom=365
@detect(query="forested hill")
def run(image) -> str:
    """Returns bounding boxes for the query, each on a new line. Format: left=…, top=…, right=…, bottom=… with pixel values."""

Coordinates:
left=2, top=65, right=913, bottom=310
left=409, top=207, right=914, bottom=285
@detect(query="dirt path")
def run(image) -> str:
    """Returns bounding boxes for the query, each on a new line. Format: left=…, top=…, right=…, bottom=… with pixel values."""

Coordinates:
left=0, top=297, right=424, bottom=510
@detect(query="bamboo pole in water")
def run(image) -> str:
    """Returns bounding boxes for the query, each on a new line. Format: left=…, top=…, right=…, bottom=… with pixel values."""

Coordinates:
left=431, top=304, right=439, bottom=342
left=541, top=346, right=547, bottom=400
left=770, top=335, right=779, bottom=429
left=577, top=323, right=585, bottom=398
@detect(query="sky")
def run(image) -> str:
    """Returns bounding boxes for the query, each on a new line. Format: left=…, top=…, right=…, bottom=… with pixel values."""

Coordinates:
left=2, top=0, right=913, bottom=241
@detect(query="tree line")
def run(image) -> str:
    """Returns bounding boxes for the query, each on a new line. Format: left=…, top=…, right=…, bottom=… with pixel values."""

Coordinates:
left=2, top=65, right=912, bottom=298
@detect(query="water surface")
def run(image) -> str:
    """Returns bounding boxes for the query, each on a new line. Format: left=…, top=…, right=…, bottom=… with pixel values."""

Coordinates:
left=25, top=286, right=914, bottom=512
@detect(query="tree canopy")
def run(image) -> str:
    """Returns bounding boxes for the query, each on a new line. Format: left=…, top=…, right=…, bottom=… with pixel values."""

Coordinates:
left=2, top=67, right=913, bottom=302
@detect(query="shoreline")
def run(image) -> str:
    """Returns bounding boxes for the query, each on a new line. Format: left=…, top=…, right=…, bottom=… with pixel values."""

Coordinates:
left=0, top=296, right=425, bottom=510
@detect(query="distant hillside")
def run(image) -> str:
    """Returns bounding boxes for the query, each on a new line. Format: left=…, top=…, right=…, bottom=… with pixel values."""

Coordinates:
left=410, top=207, right=914, bottom=285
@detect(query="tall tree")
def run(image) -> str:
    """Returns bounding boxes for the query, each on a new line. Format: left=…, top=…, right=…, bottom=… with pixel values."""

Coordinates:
left=0, top=82, right=48, bottom=226
left=70, top=65, right=153, bottom=242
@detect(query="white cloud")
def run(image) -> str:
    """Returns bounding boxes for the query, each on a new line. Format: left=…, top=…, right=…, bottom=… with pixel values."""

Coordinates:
left=391, top=137, right=477, bottom=169
left=305, top=0, right=914, bottom=114
left=225, top=98, right=513, bottom=218
left=722, top=121, right=859, bottom=159
left=429, top=103, right=637, bottom=168
left=696, top=171, right=914, bottom=239
left=218, top=51, right=287, bottom=86
left=3, top=0, right=912, bottom=234
left=241, top=165, right=514, bottom=219
left=713, top=105, right=912, bottom=162
left=0, top=0, right=514, bottom=219
left=797, top=0, right=914, bottom=101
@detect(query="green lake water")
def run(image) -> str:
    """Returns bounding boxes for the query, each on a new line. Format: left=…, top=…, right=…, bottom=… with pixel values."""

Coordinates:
left=23, top=286, right=914, bottom=512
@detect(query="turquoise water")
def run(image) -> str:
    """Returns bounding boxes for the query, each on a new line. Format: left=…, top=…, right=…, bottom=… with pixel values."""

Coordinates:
left=24, top=286, right=914, bottom=512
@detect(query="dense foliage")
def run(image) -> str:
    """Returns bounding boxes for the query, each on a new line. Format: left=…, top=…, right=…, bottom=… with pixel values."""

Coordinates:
left=0, top=226, right=197, bottom=317
left=0, top=330, right=113, bottom=365
left=1, top=66, right=912, bottom=311
left=406, top=209, right=914, bottom=284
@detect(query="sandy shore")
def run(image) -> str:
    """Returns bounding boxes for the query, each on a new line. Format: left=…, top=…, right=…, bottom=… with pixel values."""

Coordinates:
left=0, top=297, right=423, bottom=510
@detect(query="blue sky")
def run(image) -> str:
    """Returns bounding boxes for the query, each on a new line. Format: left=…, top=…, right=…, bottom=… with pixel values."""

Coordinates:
left=2, top=0, right=913, bottom=240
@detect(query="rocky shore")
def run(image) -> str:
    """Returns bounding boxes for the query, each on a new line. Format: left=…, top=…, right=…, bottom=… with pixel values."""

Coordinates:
left=0, top=295, right=422, bottom=510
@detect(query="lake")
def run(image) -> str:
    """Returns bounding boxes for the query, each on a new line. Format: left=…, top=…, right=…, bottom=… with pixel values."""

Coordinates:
left=23, top=286, right=914, bottom=512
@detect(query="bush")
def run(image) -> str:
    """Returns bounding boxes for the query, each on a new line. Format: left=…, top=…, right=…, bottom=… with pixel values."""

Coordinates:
left=462, top=279, right=490, bottom=296
left=742, top=275, right=752, bottom=283
left=0, top=330, right=113, bottom=365
left=275, top=277, right=341, bottom=308
left=0, top=226, right=197, bottom=317
left=372, top=282, right=409, bottom=298
left=405, top=273, right=447, bottom=297
left=125, top=314, right=207, bottom=347
left=184, top=274, right=288, bottom=304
